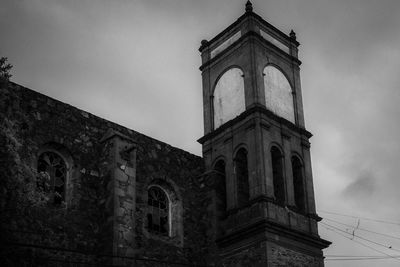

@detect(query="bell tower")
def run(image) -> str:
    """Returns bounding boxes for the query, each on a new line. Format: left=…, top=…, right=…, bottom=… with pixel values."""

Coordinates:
left=198, top=1, right=330, bottom=266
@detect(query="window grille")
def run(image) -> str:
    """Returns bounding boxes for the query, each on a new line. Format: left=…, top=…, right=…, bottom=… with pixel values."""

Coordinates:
left=147, top=187, right=169, bottom=235
left=37, top=151, right=66, bottom=205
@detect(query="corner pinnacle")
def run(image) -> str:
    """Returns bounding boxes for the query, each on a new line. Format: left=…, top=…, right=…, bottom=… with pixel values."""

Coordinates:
left=245, top=1, right=253, bottom=12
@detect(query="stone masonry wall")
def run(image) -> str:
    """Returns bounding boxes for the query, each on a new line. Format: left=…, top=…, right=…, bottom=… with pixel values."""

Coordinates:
left=270, top=244, right=322, bottom=267
left=0, top=82, right=210, bottom=266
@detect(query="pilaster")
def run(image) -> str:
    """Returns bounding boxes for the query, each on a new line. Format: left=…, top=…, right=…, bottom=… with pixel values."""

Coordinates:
left=100, top=129, right=137, bottom=264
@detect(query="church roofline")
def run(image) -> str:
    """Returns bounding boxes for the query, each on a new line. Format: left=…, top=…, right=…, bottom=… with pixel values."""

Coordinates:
left=5, top=81, right=202, bottom=160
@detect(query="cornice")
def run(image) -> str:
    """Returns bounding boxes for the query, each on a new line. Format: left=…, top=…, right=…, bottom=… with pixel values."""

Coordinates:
left=199, top=10, right=299, bottom=53
left=199, top=31, right=301, bottom=72
left=197, top=104, right=312, bottom=145
left=216, top=218, right=331, bottom=250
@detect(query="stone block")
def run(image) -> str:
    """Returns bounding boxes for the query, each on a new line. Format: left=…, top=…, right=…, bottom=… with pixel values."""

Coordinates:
left=124, top=166, right=135, bottom=177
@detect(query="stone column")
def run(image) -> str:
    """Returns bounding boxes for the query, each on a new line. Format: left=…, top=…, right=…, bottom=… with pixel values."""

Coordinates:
left=100, top=129, right=137, bottom=265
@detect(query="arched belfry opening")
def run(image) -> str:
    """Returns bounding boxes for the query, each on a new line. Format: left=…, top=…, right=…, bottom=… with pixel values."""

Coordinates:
left=263, top=65, right=295, bottom=123
left=292, top=156, right=306, bottom=213
left=271, top=146, right=285, bottom=205
left=213, top=67, right=245, bottom=129
left=234, top=148, right=249, bottom=207
left=214, top=160, right=227, bottom=217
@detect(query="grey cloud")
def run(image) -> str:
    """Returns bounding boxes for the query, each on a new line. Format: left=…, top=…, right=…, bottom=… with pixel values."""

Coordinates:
left=342, top=171, right=376, bottom=201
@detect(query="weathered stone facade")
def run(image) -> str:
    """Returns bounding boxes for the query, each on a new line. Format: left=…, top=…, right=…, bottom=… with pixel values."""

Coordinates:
left=0, top=2, right=329, bottom=266
left=0, top=82, right=211, bottom=266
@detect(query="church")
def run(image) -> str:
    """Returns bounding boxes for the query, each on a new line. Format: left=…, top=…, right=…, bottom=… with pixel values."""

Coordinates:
left=0, top=2, right=330, bottom=266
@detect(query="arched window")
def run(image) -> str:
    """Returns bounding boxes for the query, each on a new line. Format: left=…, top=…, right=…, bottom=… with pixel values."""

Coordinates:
left=271, top=146, right=285, bottom=205
left=147, top=186, right=169, bottom=235
left=37, top=151, right=67, bottom=205
left=214, top=160, right=227, bottom=216
left=263, top=66, right=295, bottom=123
left=213, top=68, right=245, bottom=129
left=292, top=156, right=306, bottom=213
left=234, top=148, right=249, bottom=207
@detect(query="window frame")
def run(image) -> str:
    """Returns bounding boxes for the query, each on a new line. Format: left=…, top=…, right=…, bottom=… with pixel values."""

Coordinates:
left=36, top=147, right=72, bottom=207
left=146, top=185, right=172, bottom=236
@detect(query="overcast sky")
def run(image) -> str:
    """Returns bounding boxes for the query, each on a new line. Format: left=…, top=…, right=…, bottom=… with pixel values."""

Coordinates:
left=1, top=0, right=400, bottom=266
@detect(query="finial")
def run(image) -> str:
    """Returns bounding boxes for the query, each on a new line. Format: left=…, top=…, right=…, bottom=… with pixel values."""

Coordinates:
left=199, top=39, right=209, bottom=51
left=290, top=30, right=296, bottom=40
left=245, top=0, right=253, bottom=12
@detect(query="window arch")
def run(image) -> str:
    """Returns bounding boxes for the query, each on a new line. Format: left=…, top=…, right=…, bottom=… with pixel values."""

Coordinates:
left=37, top=151, right=67, bottom=205
left=271, top=146, right=285, bottom=205
left=145, top=180, right=183, bottom=243
left=147, top=186, right=170, bottom=235
left=214, top=159, right=227, bottom=216
left=292, top=156, right=306, bottom=213
left=263, top=65, right=295, bottom=123
left=213, top=67, right=245, bottom=129
left=234, top=148, right=249, bottom=207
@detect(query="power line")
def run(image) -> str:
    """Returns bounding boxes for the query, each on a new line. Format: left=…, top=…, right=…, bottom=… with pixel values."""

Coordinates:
left=322, top=217, right=400, bottom=241
left=321, top=224, right=400, bottom=262
left=326, top=257, right=399, bottom=261
left=319, top=210, right=400, bottom=226
left=326, top=255, right=399, bottom=258
left=321, top=221, right=400, bottom=253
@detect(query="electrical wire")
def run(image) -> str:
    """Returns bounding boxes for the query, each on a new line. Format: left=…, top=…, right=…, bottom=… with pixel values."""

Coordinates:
left=321, top=224, right=400, bottom=262
left=322, top=217, right=400, bottom=241
left=321, top=221, right=400, bottom=252
left=327, top=257, right=399, bottom=261
left=319, top=210, right=400, bottom=226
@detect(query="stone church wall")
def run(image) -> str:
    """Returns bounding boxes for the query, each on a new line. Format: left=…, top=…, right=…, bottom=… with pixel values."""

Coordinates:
left=0, top=82, right=211, bottom=266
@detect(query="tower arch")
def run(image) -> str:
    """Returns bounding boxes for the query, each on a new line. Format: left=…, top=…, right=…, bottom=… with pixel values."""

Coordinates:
left=213, top=67, right=245, bottom=129
left=263, top=65, right=295, bottom=123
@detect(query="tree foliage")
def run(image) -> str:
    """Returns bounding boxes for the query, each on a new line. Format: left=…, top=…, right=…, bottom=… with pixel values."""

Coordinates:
left=0, top=57, right=13, bottom=82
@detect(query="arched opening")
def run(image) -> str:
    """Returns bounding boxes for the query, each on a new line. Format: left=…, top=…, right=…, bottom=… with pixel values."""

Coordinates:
left=213, top=68, right=245, bottom=129
left=37, top=151, right=67, bottom=205
left=214, top=160, right=227, bottom=217
left=292, top=156, right=306, bottom=213
left=147, top=186, right=169, bottom=235
left=234, top=148, right=249, bottom=207
left=263, top=65, right=295, bottom=123
left=271, top=146, right=285, bottom=205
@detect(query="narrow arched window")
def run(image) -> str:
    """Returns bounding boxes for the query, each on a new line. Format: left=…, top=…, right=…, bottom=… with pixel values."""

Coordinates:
left=147, top=187, right=169, bottom=235
left=214, top=160, right=227, bottom=216
left=37, top=151, right=67, bottom=205
left=234, top=148, right=249, bottom=207
left=271, top=146, right=285, bottom=205
left=292, top=156, right=306, bottom=213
